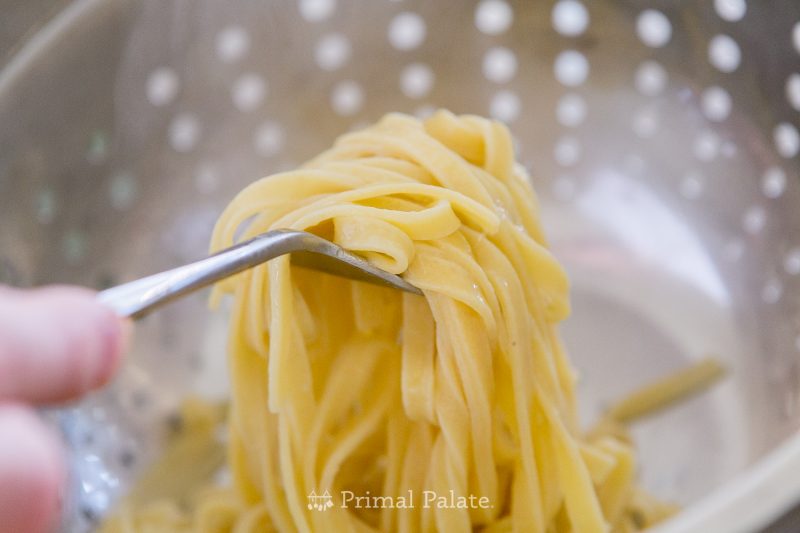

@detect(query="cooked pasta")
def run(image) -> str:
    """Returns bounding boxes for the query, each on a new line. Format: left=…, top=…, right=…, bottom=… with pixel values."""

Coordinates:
left=102, top=110, right=693, bottom=532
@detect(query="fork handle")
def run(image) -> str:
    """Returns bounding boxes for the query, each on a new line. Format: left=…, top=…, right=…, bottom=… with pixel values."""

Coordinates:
left=96, top=230, right=304, bottom=319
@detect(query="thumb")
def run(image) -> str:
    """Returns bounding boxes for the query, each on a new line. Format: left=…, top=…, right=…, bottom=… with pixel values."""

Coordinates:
left=0, top=285, right=130, bottom=404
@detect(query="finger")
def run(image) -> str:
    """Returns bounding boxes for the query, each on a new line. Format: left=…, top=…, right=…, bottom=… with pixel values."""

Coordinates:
left=0, top=403, right=65, bottom=533
left=0, top=285, right=130, bottom=404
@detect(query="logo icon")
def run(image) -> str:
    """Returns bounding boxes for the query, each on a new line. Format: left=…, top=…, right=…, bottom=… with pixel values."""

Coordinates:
left=308, top=490, right=334, bottom=511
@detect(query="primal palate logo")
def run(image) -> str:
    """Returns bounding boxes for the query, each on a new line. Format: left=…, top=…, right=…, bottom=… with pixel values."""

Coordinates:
left=306, top=489, right=492, bottom=511
left=307, top=490, right=334, bottom=511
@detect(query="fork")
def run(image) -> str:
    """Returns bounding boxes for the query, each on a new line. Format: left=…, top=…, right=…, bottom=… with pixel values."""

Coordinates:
left=97, top=229, right=421, bottom=319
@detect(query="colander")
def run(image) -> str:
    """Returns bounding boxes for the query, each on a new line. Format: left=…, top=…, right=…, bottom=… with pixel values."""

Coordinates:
left=1, top=0, right=799, bottom=531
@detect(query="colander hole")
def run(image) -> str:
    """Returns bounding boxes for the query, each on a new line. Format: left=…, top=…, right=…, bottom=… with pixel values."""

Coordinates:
left=81, top=431, right=95, bottom=447
left=489, top=90, right=521, bottom=122
left=216, top=26, right=249, bottom=63
left=556, top=93, right=587, bottom=127
left=680, top=172, right=704, bottom=199
left=474, top=0, right=513, bottom=36
left=315, top=33, right=351, bottom=71
left=623, top=153, right=645, bottom=174
left=635, top=61, right=668, bottom=96
left=693, top=130, right=721, bottom=161
left=119, top=449, right=136, bottom=469
left=483, top=47, right=517, bottom=84
left=80, top=506, right=99, bottom=525
left=742, top=205, right=766, bottom=235
left=86, top=130, right=109, bottom=165
left=169, top=113, right=201, bottom=153
left=554, top=50, right=589, bottom=87
left=714, top=0, right=747, bottom=22
left=299, top=0, right=336, bottom=23
left=254, top=121, right=286, bottom=157
left=554, top=135, right=581, bottom=167
left=632, top=107, right=659, bottom=138
left=36, top=189, right=57, bottom=224
left=761, top=166, right=787, bottom=199
left=702, top=86, right=732, bottom=122
left=784, top=248, right=800, bottom=275
left=231, top=73, right=267, bottom=112
left=552, top=0, right=589, bottom=37
left=109, top=171, right=138, bottom=211
left=774, top=122, right=800, bottom=158
left=388, top=12, right=426, bottom=51
left=636, top=10, right=672, bottom=48
left=400, top=63, right=434, bottom=99
left=62, top=230, right=87, bottom=265
left=194, top=165, right=220, bottom=194
left=761, top=280, right=783, bottom=304
left=721, top=140, right=738, bottom=158
left=552, top=175, right=577, bottom=201
left=709, top=34, right=741, bottom=73
left=786, top=74, right=800, bottom=111
left=145, top=67, right=179, bottom=107
left=331, top=80, right=364, bottom=116
left=724, top=239, right=744, bottom=262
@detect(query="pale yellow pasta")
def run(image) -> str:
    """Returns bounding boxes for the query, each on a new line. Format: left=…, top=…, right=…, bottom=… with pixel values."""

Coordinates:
left=103, top=111, right=689, bottom=533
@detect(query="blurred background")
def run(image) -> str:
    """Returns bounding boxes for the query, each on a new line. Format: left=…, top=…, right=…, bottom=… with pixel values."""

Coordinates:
left=1, top=1, right=800, bottom=531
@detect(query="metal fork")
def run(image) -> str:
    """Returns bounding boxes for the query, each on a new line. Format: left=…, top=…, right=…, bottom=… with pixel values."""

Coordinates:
left=97, top=229, right=421, bottom=319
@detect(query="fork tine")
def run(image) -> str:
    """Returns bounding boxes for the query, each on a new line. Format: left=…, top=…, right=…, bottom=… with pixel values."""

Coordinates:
left=98, top=230, right=420, bottom=319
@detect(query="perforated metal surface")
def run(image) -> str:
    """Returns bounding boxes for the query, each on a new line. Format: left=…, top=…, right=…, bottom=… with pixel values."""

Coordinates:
left=1, top=0, right=800, bottom=531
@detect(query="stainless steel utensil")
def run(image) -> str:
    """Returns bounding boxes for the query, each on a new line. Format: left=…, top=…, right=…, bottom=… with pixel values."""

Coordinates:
left=97, top=229, right=420, bottom=319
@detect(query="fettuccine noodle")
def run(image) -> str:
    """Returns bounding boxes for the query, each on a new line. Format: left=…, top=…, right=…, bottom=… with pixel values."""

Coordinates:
left=103, top=111, right=685, bottom=532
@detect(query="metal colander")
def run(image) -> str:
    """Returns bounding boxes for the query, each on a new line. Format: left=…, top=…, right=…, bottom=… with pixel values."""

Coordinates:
left=1, top=0, right=800, bottom=531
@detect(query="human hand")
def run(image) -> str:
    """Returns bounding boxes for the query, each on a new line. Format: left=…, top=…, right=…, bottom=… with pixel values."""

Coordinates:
left=0, top=285, right=129, bottom=533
